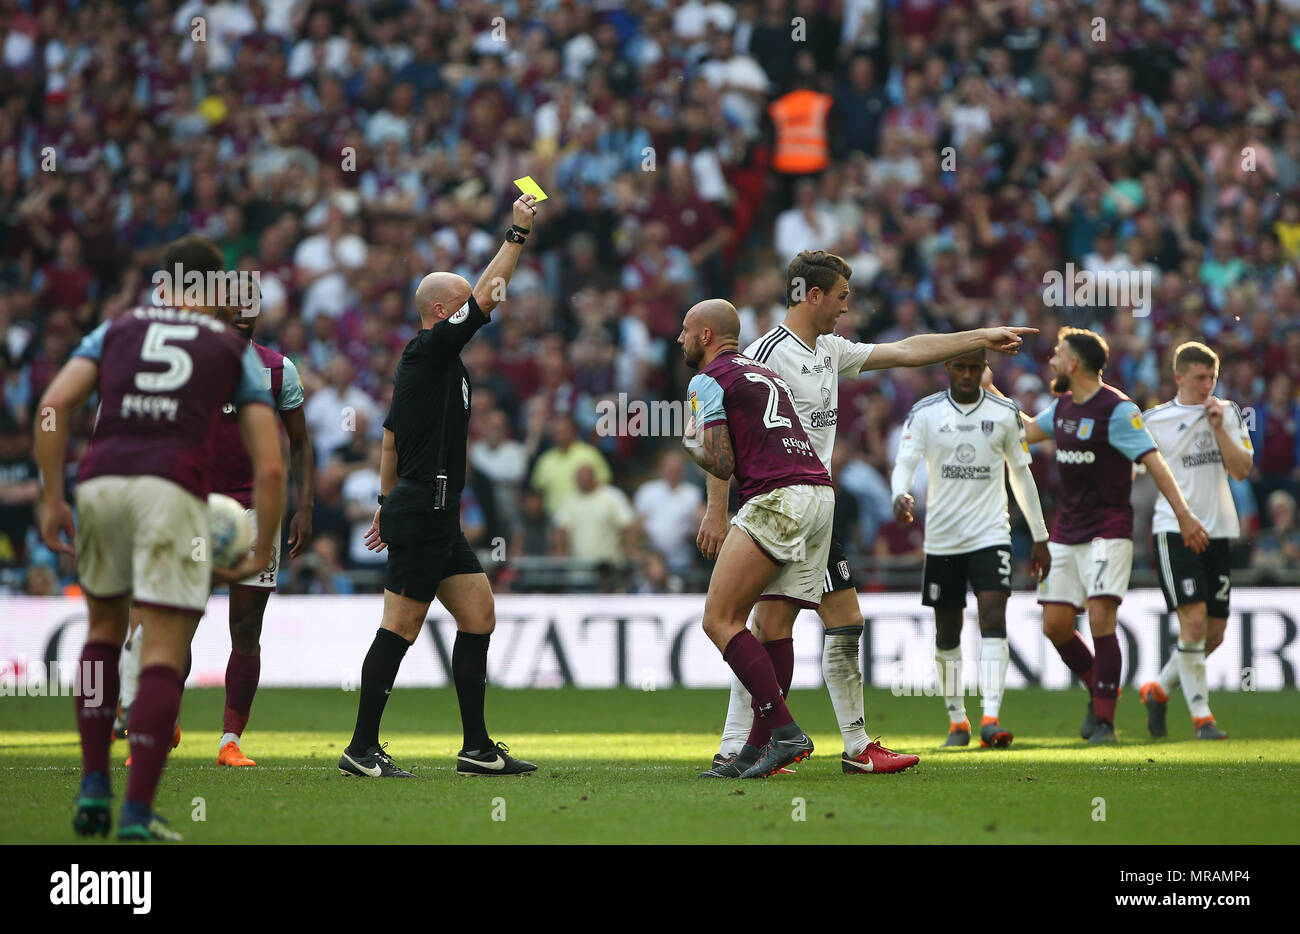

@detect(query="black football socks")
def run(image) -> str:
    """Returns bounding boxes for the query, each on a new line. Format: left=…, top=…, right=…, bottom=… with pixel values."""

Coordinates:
left=348, top=628, right=410, bottom=756
left=453, top=631, right=492, bottom=754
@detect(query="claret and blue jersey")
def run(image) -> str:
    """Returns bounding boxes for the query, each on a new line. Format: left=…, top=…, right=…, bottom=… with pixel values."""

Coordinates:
left=1034, top=383, right=1156, bottom=544
left=687, top=349, right=831, bottom=505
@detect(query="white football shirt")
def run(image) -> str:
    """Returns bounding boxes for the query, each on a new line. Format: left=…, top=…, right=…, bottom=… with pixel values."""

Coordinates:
left=1142, top=398, right=1251, bottom=539
left=743, top=325, right=875, bottom=477
left=894, top=389, right=1031, bottom=555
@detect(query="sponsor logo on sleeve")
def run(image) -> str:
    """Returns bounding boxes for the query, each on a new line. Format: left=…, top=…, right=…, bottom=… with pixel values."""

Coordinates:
left=1130, top=410, right=1144, bottom=430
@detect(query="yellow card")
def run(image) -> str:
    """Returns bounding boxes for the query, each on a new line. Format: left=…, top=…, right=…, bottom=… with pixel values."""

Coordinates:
left=513, top=175, right=549, bottom=202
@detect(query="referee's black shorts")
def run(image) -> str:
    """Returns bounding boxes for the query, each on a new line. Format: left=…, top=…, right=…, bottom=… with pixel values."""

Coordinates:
left=379, top=482, right=483, bottom=603
left=823, top=533, right=857, bottom=594
left=1153, top=533, right=1232, bottom=618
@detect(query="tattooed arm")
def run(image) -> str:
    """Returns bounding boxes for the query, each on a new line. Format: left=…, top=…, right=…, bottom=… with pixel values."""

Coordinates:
left=684, top=416, right=735, bottom=481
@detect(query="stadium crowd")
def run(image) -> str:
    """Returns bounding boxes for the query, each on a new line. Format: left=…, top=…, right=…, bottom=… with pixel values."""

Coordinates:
left=3, top=0, right=1300, bottom=595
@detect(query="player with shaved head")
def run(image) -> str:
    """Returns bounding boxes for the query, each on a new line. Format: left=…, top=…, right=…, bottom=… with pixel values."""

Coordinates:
left=698, top=250, right=1037, bottom=778
left=679, top=297, right=833, bottom=778
left=338, top=194, right=540, bottom=779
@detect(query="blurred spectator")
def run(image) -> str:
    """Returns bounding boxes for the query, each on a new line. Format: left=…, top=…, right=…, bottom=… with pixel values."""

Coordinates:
left=633, top=450, right=704, bottom=574
left=511, top=489, right=553, bottom=560
left=288, top=537, right=357, bottom=596
left=471, top=408, right=529, bottom=532
left=1254, top=490, right=1300, bottom=575
left=305, top=358, right=380, bottom=466
left=294, top=205, right=368, bottom=323
left=341, top=445, right=384, bottom=570
left=1250, top=372, right=1300, bottom=523
left=552, top=464, right=638, bottom=566
left=530, top=415, right=611, bottom=516
left=0, top=415, right=39, bottom=568
left=775, top=178, right=839, bottom=262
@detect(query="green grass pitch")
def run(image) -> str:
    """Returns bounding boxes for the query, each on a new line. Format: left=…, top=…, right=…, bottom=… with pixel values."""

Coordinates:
left=2, top=686, right=1297, bottom=844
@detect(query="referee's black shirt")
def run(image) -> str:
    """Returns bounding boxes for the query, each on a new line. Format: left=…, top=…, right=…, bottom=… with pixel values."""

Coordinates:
left=382, top=295, right=489, bottom=512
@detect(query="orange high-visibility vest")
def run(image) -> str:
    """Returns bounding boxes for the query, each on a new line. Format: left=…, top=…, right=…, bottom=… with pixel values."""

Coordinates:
left=769, top=90, right=832, bottom=174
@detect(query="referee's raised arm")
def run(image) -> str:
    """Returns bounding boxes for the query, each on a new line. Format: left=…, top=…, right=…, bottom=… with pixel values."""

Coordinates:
left=472, top=193, right=538, bottom=317
left=406, top=194, right=537, bottom=366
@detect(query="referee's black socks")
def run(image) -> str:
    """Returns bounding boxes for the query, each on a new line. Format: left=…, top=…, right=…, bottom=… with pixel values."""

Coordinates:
left=453, top=631, right=492, bottom=753
left=347, top=628, right=411, bottom=756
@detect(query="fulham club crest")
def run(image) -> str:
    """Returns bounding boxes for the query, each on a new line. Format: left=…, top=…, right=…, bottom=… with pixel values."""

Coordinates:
left=981, top=420, right=994, bottom=435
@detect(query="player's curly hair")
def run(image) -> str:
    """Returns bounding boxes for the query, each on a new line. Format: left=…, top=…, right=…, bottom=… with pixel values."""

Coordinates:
left=1058, top=326, right=1108, bottom=374
left=786, top=251, right=852, bottom=307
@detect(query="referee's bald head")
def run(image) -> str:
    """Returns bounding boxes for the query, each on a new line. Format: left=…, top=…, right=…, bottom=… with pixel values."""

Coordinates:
left=415, top=272, right=473, bottom=324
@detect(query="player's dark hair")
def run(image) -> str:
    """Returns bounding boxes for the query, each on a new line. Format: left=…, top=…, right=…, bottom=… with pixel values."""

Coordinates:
left=161, top=235, right=225, bottom=277
left=1173, top=341, right=1219, bottom=375
left=786, top=251, right=851, bottom=307
left=1058, top=326, right=1108, bottom=374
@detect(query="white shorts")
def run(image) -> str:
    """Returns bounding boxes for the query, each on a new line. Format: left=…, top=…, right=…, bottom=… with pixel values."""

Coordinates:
left=75, top=475, right=211, bottom=614
left=1037, top=538, right=1134, bottom=610
left=732, top=484, right=835, bottom=609
left=235, top=507, right=281, bottom=590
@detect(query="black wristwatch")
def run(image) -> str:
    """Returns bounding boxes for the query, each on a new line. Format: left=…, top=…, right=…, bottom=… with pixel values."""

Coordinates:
left=505, top=224, right=529, bottom=244
left=377, top=494, right=385, bottom=505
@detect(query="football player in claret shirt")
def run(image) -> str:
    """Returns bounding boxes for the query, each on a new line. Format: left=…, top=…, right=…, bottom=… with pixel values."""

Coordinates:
left=203, top=301, right=313, bottom=766
left=680, top=298, right=830, bottom=779
left=698, top=250, right=1034, bottom=776
left=35, top=236, right=284, bottom=840
left=115, top=298, right=314, bottom=769
left=987, top=328, right=1209, bottom=744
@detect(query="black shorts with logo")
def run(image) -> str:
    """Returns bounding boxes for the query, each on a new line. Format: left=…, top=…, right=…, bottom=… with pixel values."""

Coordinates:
left=921, top=544, right=1013, bottom=610
left=823, top=533, right=857, bottom=594
left=380, top=480, right=483, bottom=603
left=1153, top=533, right=1231, bottom=618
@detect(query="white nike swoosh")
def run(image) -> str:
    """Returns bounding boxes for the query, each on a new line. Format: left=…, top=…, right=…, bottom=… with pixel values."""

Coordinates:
left=844, top=755, right=874, bottom=772
left=460, top=754, right=506, bottom=771
left=348, top=755, right=382, bottom=777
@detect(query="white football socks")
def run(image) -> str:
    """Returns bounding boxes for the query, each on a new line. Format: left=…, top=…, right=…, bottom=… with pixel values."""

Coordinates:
left=120, top=631, right=143, bottom=712
left=979, top=636, right=1009, bottom=721
left=936, top=646, right=966, bottom=725
left=1156, top=652, right=1179, bottom=696
left=718, top=675, right=753, bottom=758
left=823, top=627, right=868, bottom=757
left=1176, top=639, right=1212, bottom=719
left=220, top=732, right=241, bottom=751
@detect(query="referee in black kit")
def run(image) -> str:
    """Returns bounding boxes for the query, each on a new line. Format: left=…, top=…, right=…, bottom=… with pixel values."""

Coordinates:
left=339, top=193, right=539, bottom=778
